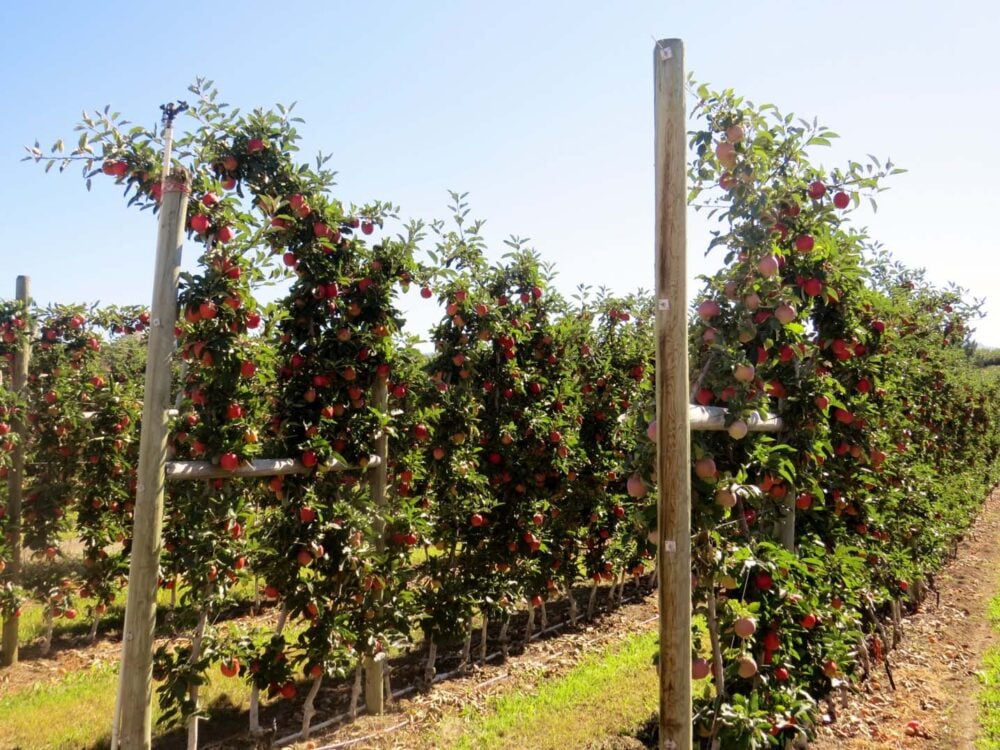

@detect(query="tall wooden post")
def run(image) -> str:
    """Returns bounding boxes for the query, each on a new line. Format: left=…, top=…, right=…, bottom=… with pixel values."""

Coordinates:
left=654, top=38, right=692, bottom=750
left=1, top=276, right=30, bottom=667
left=113, top=169, right=189, bottom=749
left=363, top=379, right=389, bottom=713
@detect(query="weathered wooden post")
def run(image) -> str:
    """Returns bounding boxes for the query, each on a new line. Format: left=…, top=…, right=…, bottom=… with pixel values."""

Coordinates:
left=113, top=162, right=189, bottom=749
left=654, top=38, right=692, bottom=750
left=1, top=275, right=30, bottom=667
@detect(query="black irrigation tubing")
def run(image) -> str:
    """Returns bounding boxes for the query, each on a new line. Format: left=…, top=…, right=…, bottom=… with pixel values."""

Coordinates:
left=272, top=589, right=659, bottom=747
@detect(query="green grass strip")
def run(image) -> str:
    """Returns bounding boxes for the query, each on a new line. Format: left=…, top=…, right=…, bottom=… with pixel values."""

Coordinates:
left=978, top=594, right=1000, bottom=748
left=432, top=629, right=659, bottom=750
left=0, top=662, right=117, bottom=749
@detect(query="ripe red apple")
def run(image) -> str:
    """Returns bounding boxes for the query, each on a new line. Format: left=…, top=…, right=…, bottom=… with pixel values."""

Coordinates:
left=549, top=430, right=562, bottom=444
left=802, top=278, right=823, bottom=297
left=470, top=513, right=485, bottom=527
left=299, top=506, right=317, bottom=523
left=219, top=452, right=240, bottom=471
left=774, top=666, right=789, bottom=682
left=808, top=180, right=827, bottom=199
left=216, top=225, right=235, bottom=243
left=247, top=138, right=265, bottom=153
left=297, top=549, right=313, bottom=566
left=226, top=403, right=243, bottom=420
left=301, top=450, right=318, bottom=468
left=726, top=124, right=745, bottom=143
left=794, top=235, right=814, bottom=253
left=240, top=361, right=257, bottom=378
left=833, top=191, right=850, bottom=209
left=697, top=299, right=721, bottom=320
left=801, top=613, right=817, bottom=629
left=833, top=408, right=854, bottom=425
left=279, top=681, right=296, bottom=699
left=692, top=657, right=711, bottom=680
left=795, top=492, right=813, bottom=510
left=220, top=658, right=240, bottom=677
left=190, top=214, right=210, bottom=234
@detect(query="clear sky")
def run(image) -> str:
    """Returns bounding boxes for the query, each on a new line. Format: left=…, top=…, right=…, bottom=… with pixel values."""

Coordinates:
left=1, top=1, right=998, bottom=345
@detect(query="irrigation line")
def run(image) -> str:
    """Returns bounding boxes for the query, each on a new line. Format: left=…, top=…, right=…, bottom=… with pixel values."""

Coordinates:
left=273, top=591, right=658, bottom=747
left=308, top=721, right=409, bottom=750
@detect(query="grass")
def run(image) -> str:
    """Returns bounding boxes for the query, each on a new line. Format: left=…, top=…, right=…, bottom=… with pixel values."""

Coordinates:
left=0, top=662, right=118, bottom=749
left=427, top=629, right=662, bottom=750
left=978, top=593, right=1000, bottom=748
left=0, top=657, right=255, bottom=749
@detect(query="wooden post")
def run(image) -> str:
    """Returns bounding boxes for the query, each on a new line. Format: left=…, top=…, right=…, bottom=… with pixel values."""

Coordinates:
left=363, top=379, right=389, bottom=714
left=654, top=38, right=692, bottom=750
left=1, top=276, right=30, bottom=667
left=113, top=169, right=190, bottom=749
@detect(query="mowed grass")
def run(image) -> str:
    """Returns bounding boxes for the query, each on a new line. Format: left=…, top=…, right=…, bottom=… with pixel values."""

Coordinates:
left=978, top=593, right=1000, bottom=748
left=0, top=662, right=118, bottom=750
left=0, top=659, right=255, bottom=750
left=428, top=629, right=661, bottom=750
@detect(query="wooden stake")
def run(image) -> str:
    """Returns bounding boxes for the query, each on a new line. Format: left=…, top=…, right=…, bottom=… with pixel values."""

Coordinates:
left=363, top=379, right=389, bottom=714
left=113, top=169, right=190, bottom=749
left=654, top=37, right=693, bottom=750
left=1, top=275, right=29, bottom=667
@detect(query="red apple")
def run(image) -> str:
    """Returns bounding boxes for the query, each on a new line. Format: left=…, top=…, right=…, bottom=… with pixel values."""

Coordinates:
left=697, top=299, right=722, bottom=320
left=692, top=657, right=711, bottom=680
left=794, top=235, right=814, bottom=253
left=220, top=658, right=240, bottom=677
left=190, top=214, right=211, bottom=234
left=808, top=180, right=827, bottom=199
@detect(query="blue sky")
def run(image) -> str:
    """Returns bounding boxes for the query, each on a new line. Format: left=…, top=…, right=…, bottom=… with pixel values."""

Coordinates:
left=2, top=1, right=998, bottom=344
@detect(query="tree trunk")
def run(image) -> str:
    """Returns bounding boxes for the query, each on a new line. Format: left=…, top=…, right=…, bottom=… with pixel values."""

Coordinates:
left=423, top=639, right=438, bottom=686
left=300, top=674, right=323, bottom=739
left=186, top=608, right=209, bottom=750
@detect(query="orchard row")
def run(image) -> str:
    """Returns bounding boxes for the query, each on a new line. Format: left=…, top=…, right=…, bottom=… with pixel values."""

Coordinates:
left=4, top=80, right=998, bottom=747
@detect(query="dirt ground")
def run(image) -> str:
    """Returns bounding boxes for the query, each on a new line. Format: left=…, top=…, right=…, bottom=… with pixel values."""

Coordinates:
left=276, top=595, right=660, bottom=750
left=809, top=486, right=1000, bottom=749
